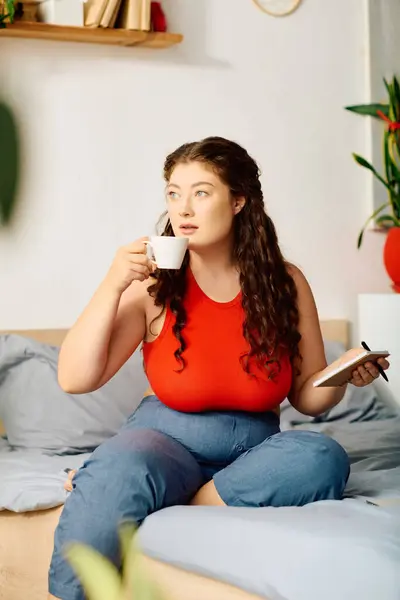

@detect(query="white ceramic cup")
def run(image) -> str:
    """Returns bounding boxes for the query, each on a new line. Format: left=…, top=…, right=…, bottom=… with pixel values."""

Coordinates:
left=144, top=236, right=189, bottom=270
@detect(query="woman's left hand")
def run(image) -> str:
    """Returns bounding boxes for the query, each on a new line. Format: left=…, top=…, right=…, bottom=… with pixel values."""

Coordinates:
left=345, top=349, right=390, bottom=387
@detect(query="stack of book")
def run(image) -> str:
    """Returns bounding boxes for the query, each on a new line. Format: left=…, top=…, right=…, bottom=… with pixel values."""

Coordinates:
left=85, top=0, right=160, bottom=31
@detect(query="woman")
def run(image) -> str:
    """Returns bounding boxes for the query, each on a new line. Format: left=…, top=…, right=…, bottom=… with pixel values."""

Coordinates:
left=49, top=136, right=389, bottom=600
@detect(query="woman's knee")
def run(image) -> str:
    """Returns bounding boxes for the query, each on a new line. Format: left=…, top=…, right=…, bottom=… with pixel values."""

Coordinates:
left=214, top=429, right=350, bottom=508
left=279, top=430, right=350, bottom=501
left=69, top=428, right=203, bottom=524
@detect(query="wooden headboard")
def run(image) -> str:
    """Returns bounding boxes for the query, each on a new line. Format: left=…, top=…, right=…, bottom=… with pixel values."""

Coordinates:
left=3, top=329, right=69, bottom=347
left=0, top=320, right=349, bottom=436
left=1, top=320, right=350, bottom=349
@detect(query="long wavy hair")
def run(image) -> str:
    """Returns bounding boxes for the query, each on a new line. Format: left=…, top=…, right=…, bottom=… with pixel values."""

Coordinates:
left=147, top=136, right=301, bottom=378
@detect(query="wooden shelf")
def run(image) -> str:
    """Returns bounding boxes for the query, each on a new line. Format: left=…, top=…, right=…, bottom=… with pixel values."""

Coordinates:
left=0, top=22, right=183, bottom=48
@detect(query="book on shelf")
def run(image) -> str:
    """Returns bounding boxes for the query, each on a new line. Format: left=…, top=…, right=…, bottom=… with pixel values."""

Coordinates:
left=84, top=0, right=109, bottom=27
left=99, top=0, right=123, bottom=27
left=140, top=0, right=151, bottom=31
left=83, top=0, right=163, bottom=31
left=117, top=0, right=150, bottom=31
left=1, top=0, right=167, bottom=31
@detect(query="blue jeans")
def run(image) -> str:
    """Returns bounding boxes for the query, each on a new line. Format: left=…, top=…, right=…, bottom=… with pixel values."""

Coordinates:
left=49, top=395, right=350, bottom=600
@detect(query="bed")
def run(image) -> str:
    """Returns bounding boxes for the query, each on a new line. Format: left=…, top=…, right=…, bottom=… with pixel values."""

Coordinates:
left=1, top=322, right=400, bottom=600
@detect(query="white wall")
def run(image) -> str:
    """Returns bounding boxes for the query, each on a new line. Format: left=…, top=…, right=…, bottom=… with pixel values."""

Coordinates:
left=0, top=0, right=391, bottom=336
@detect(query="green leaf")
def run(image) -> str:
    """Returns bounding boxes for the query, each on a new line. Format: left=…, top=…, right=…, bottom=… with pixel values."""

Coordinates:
left=345, top=103, right=389, bottom=119
left=357, top=229, right=365, bottom=249
left=120, top=533, right=165, bottom=600
left=393, top=76, right=400, bottom=119
left=5, top=0, right=15, bottom=21
left=392, top=195, right=400, bottom=220
left=352, top=153, right=391, bottom=191
left=353, top=154, right=373, bottom=169
left=384, top=77, right=397, bottom=122
left=384, top=131, right=400, bottom=218
left=0, top=101, right=20, bottom=225
left=64, top=543, right=122, bottom=600
left=386, top=133, right=400, bottom=181
left=129, top=557, right=165, bottom=600
left=375, top=214, right=400, bottom=227
left=65, top=526, right=165, bottom=600
left=388, top=130, right=400, bottom=170
left=357, top=201, right=390, bottom=248
left=118, top=521, right=138, bottom=564
left=0, top=0, right=14, bottom=24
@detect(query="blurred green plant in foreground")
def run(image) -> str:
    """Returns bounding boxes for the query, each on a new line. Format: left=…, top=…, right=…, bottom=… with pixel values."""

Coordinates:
left=65, top=522, right=165, bottom=600
left=0, top=0, right=15, bottom=27
left=0, top=98, right=20, bottom=225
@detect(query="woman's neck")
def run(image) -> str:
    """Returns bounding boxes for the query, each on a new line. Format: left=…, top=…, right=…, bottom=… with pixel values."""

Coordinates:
left=191, top=253, right=234, bottom=274
left=188, top=243, right=240, bottom=302
left=189, top=242, right=236, bottom=279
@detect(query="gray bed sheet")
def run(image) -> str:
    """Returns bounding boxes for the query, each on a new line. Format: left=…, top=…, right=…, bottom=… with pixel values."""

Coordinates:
left=303, top=419, right=400, bottom=503
left=0, top=446, right=90, bottom=512
left=139, top=500, right=400, bottom=600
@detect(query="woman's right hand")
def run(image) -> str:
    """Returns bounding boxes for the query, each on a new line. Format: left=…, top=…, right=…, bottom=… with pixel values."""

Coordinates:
left=105, top=237, right=155, bottom=294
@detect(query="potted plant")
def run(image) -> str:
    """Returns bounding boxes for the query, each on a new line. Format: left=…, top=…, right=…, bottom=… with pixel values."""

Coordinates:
left=345, top=75, right=400, bottom=292
left=0, top=0, right=15, bottom=25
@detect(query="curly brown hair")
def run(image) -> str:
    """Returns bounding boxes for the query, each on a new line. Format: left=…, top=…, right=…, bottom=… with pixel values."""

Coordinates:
left=147, top=136, right=301, bottom=378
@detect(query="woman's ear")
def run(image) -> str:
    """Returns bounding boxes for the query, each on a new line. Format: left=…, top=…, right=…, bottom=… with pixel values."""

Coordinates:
left=232, top=196, right=246, bottom=215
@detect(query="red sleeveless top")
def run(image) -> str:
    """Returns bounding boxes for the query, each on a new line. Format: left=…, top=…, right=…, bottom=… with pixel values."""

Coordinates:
left=142, top=269, right=292, bottom=413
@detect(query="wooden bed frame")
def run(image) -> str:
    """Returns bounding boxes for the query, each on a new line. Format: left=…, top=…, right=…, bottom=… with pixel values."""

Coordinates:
left=0, top=321, right=349, bottom=600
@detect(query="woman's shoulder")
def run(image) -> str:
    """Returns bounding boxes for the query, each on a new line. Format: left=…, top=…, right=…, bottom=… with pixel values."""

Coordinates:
left=285, top=262, right=308, bottom=287
left=285, top=262, right=316, bottom=312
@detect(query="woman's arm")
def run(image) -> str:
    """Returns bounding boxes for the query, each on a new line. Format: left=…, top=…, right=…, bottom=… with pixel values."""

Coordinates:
left=58, top=240, right=153, bottom=394
left=286, top=266, right=389, bottom=416
left=58, top=280, right=147, bottom=394
left=286, top=265, right=347, bottom=417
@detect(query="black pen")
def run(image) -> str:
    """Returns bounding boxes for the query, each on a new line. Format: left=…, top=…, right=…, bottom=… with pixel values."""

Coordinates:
left=361, top=341, right=389, bottom=382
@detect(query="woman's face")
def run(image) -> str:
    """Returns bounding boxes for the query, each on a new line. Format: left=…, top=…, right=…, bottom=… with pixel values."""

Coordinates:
left=166, top=161, right=245, bottom=249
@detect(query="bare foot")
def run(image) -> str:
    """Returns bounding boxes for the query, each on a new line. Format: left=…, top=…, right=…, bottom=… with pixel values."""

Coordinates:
left=64, top=469, right=77, bottom=492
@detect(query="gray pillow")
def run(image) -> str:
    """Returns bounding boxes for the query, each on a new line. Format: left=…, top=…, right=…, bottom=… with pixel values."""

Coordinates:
left=0, top=334, right=148, bottom=453
left=280, top=339, right=398, bottom=427
left=323, top=338, right=346, bottom=365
